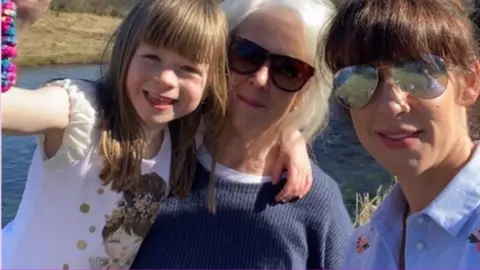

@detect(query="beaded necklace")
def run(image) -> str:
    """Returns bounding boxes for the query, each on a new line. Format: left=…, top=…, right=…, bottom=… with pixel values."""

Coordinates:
left=2, top=0, right=17, bottom=93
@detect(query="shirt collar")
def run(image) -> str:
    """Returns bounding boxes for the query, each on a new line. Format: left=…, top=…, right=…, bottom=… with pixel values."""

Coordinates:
left=372, top=145, right=480, bottom=236
left=423, top=145, right=480, bottom=236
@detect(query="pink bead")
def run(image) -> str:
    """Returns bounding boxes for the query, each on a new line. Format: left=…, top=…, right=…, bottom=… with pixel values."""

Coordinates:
left=4, top=2, right=15, bottom=10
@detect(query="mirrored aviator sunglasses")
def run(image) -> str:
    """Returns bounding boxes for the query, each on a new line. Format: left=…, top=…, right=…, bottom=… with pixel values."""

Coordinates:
left=333, top=55, right=449, bottom=108
left=228, top=36, right=315, bottom=92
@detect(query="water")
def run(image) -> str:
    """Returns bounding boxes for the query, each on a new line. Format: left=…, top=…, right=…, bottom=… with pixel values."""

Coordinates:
left=1, top=65, right=392, bottom=226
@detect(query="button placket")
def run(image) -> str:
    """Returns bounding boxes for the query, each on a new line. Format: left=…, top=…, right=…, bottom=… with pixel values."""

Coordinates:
left=417, top=217, right=425, bottom=224
left=416, top=241, right=425, bottom=250
left=413, top=216, right=427, bottom=251
left=405, top=215, right=429, bottom=268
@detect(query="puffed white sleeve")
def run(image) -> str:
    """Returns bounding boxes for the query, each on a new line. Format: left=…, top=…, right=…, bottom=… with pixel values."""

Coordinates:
left=36, top=79, right=99, bottom=170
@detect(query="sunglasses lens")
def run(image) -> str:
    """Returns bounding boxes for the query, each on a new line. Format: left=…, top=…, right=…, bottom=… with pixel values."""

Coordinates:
left=229, top=37, right=314, bottom=92
left=394, top=55, right=448, bottom=99
left=270, top=55, right=315, bottom=92
left=228, top=38, right=266, bottom=74
left=333, top=66, right=378, bottom=108
left=333, top=55, right=448, bottom=108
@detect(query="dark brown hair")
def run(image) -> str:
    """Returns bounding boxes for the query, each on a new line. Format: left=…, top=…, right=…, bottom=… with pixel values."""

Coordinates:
left=322, top=0, right=480, bottom=140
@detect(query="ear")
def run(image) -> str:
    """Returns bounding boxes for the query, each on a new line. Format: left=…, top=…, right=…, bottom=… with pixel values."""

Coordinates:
left=460, top=60, right=480, bottom=107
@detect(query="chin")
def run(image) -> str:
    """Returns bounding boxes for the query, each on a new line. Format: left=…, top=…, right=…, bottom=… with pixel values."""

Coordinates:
left=138, top=113, right=173, bottom=127
left=381, top=158, right=425, bottom=179
left=230, top=116, right=258, bottom=130
left=148, top=116, right=174, bottom=127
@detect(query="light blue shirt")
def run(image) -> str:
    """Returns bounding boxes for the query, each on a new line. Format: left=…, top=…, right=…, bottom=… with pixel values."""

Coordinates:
left=341, top=146, right=480, bottom=269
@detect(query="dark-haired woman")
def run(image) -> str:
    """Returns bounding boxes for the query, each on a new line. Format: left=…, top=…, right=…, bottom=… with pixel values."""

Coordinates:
left=322, top=0, right=480, bottom=268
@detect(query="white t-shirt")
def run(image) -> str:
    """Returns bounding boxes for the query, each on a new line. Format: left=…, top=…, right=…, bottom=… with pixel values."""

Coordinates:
left=196, top=144, right=273, bottom=184
left=2, top=79, right=172, bottom=269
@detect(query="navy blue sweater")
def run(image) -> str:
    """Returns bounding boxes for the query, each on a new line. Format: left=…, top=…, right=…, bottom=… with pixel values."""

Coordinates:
left=132, top=161, right=352, bottom=269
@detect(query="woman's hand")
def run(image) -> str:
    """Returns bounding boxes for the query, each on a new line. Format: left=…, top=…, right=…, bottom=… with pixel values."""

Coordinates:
left=14, top=0, right=51, bottom=31
left=272, top=129, right=313, bottom=202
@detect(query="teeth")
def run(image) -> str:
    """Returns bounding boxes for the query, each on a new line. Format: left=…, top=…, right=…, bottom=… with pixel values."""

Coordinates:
left=147, top=92, right=174, bottom=105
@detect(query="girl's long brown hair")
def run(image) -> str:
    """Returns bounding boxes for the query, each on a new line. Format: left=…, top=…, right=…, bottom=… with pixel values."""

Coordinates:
left=96, top=0, right=229, bottom=194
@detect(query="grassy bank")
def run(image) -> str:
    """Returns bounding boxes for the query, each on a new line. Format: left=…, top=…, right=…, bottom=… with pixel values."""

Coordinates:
left=17, top=11, right=121, bottom=67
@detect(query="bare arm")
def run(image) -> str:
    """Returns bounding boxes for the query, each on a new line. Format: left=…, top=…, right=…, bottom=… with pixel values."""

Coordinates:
left=2, top=86, right=70, bottom=136
left=271, top=129, right=313, bottom=201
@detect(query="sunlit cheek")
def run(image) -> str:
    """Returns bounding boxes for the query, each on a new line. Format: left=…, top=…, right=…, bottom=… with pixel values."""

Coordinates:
left=228, top=73, right=248, bottom=92
left=350, top=110, right=372, bottom=142
left=183, top=82, right=206, bottom=113
left=126, top=59, right=145, bottom=87
left=274, top=92, right=298, bottom=116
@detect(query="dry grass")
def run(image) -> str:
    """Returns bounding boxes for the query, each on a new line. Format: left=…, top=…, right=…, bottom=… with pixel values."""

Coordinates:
left=353, top=184, right=393, bottom=226
left=50, top=0, right=134, bottom=17
left=17, top=11, right=121, bottom=67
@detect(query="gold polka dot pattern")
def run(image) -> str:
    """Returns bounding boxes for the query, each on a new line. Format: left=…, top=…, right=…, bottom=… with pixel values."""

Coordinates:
left=76, top=240, right=87, bottom=250
left=79, top=203, right=90, bottom=213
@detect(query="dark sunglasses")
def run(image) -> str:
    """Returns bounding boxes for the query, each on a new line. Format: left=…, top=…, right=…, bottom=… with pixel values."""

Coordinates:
left=333, top=55, right=449, bottom=108
left=228, top=36, right=315, bottom=92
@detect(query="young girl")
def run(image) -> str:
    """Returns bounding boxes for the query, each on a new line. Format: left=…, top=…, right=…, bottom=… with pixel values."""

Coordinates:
left=322, top=0, right=480, bottom=268
left=2, top=0, right=312, bottom=268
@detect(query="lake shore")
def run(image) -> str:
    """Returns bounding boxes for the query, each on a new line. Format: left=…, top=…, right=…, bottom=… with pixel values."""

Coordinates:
left=17, top=12, right=121, bottom=67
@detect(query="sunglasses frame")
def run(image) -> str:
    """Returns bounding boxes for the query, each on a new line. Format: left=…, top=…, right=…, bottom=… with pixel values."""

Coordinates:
left=228, top=36, right=315, bottom=92
left=333, top=55, right=449, bottom=109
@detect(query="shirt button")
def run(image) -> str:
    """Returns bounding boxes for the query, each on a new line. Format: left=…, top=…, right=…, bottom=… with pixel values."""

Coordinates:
left=416, top=241, right=425, bottom=250
left=417, top=217, right=425, bottom=224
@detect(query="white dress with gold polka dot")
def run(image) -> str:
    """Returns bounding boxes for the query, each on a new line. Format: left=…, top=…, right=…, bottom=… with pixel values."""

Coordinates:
left=2, top=79, right=172, bottom=269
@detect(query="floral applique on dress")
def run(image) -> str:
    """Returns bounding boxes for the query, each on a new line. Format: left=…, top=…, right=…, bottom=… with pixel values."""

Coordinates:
left=356, top=235, right=370, bottom=254
left=467, top=228, right=480, bottom=252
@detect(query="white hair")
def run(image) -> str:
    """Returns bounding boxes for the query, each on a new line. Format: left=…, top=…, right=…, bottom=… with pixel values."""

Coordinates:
left=221, top=0, right=343, bottom=143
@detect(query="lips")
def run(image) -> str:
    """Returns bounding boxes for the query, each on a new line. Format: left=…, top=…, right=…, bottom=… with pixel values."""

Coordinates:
left=143, top=90, right=176, bottom=110
left=376, top=130, right=423, bottom=149
left=236, top=94, right=265, bottom=108
left=378, top=131, right=421, bottom=140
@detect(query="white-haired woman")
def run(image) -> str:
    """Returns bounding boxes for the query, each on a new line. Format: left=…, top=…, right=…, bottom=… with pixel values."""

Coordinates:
left=131, top=0, right=352, bottom=269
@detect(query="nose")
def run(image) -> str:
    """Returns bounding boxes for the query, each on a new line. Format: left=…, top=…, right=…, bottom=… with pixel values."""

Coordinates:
left=249, top=63, right=270, bottom=89
left=376, top=81, right=411, bottom=117
left=153, top=68, right=178, bottom=89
